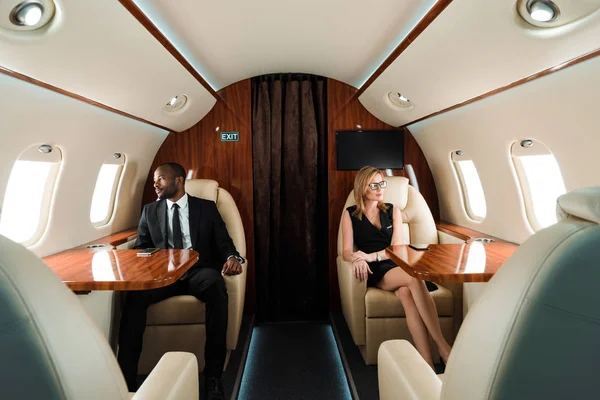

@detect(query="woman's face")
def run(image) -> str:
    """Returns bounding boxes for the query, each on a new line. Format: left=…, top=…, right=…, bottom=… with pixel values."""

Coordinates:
left=364, top=173, right=385, bottom=202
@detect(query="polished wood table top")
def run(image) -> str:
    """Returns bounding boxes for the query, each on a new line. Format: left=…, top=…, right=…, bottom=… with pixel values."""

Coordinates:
left=43, top=249, right=199, bottom=291
left=386, top=241, right=518, bottom=283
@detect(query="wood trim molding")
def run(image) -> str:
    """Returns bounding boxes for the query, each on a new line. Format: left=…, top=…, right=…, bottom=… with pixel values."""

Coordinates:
left=0, top=66, right=171, bottom=131
left=405, top=47, right=600, bottom=127
left=436, top=224, right=471, bottom=242
left=355, top=0, right=454, bottom=97
left=436, top=221, right=519, bottom=245
left=78, top=228, right=139, bottom=249
left=118, top=0, right=219, bottom=99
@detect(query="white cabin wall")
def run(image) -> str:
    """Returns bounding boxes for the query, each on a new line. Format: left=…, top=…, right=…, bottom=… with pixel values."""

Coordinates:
left=1, top=74, right=168, bottom=339
left=0, top=73, right=168, bottom=257
left=409, top=56, right=600, bottom=314
left=410, top=56, right=600, bottom=244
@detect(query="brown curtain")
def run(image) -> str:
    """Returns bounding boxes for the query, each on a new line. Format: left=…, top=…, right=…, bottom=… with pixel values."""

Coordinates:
left=252, top=74, right=327, bottom=321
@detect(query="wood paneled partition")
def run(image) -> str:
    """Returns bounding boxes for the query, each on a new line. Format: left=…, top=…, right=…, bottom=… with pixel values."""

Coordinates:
left=142, top=79, right=255, bottom=312
left=327, top=78, right=439, bottom=311
left=143, top=77, right=437, bottom=315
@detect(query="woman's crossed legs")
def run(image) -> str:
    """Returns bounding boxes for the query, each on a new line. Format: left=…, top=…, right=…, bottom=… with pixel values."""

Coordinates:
left=376, top=267, right=451, bottom=368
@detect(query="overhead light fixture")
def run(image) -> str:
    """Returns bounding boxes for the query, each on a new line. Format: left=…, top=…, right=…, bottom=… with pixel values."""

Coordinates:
left=4, top=1, right=56, bottom=31
left=387, top=92, right=414, bottom=110
left=10, top=2, right=43, bottom=26
left=528, top=0, right=559, bottom=22
left=163, top=95, right=188, bottom=113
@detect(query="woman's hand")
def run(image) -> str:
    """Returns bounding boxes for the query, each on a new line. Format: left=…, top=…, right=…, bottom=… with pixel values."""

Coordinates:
left=352, top=258, right=373, bottom=282
left=352, top=251, right=374, bottom=263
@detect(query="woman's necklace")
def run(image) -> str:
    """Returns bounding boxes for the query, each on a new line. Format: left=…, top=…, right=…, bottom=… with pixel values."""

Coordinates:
left=365, top=209, right=378, bottom=222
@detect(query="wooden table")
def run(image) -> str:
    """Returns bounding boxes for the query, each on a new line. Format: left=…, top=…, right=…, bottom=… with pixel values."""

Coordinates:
left=43, top=248, right=199, bottom=291
left=386, top=222, right=519, bottom=282
left=386, top=243, right=516, bottom=283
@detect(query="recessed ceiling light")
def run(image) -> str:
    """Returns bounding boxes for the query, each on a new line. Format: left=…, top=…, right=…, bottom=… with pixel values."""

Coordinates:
left=163, top=95, right=188, bottom=113
left=10, top=2, right=44, bottom=26
left=388, top=92, right=414, bottom=109
left=518, top=0, right=599, bottom=28
left=528, top=0, right=558, bottom=22
left=4, top=1, right=56, bottom=31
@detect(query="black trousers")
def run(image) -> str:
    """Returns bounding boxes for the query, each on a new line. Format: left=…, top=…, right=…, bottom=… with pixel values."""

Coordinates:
left=117, top=267, right=228, bottom=391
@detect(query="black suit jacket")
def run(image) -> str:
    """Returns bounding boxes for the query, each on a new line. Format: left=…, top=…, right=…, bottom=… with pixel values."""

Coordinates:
left=134, top=195, right=240, bottom=271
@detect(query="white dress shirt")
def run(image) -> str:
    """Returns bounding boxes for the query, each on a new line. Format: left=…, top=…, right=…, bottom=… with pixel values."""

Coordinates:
left=166, top=193, right=192, bottom=249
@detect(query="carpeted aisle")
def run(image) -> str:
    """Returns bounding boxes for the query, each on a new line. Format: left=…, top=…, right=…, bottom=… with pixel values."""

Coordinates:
left=238, top=322, right=352, bottom=400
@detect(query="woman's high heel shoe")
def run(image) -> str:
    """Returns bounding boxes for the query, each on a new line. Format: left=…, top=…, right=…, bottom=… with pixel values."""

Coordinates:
left=435, top=357, right=446, bottom=374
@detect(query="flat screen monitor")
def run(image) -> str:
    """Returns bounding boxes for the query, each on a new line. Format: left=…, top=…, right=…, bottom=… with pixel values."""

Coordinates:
left=336, top=130, right=404, bottom=170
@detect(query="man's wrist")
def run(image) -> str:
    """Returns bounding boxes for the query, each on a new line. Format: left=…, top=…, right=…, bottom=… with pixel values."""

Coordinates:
left=227, top=254, right=245, bottom=264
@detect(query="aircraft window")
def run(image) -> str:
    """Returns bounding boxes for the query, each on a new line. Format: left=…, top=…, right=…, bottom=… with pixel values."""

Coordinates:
left=452, top=151, right=487, bottom=221
left=511, top=141, right=566, bottom=231
left=90, top=155, right=125, bottom=226
left=0, top=145, right=62, bottom=246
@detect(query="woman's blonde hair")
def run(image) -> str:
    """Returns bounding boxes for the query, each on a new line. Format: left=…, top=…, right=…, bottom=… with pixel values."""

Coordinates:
left=352, top=166, right=388, bottom=219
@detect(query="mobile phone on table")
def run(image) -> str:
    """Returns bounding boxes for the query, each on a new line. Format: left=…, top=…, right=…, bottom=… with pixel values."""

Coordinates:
left=408, top=244, right=430, bottom=251
left=137, top=248, right=160, bottom=257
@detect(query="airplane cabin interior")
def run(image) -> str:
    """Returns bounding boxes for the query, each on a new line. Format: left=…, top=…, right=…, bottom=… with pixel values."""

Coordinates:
left=1, top=0, right=599, bottom=399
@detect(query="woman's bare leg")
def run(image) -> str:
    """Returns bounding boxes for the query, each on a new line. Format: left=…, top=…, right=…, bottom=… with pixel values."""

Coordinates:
left=395, top=287, right=434, bottom=368
left=405, top=279, right=451, bottom=362
left=378, top=267, right=451, bottom=363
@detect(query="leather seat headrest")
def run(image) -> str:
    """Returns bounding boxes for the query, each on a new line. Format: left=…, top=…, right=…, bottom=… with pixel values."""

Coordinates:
left=556, top=187, right=600, bottom=224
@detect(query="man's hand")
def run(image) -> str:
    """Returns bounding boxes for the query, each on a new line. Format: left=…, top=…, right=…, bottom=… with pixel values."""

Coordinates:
left=222, top=258, right=243, bottom=276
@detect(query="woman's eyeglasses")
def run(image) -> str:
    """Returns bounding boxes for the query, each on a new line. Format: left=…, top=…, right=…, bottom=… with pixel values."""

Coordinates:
left=368, top=181, right=388, bottom=190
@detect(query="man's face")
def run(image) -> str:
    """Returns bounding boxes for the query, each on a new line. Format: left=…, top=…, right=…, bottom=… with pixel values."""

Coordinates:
left=153, top=166, right=179, bottom=200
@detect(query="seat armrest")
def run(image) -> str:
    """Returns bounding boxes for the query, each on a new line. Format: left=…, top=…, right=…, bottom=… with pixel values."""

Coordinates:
left=224, top=262, right=247, bottom=350
left=437, top=229, right=467, bottom=244
left=337, top=256, right=367, bottom=345
left=132, top=352, right=198, bottom=400
left=378, top=340, right=442, bottom=400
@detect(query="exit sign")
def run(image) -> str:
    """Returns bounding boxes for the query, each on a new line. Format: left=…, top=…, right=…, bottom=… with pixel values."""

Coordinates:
left=220, top=132, right=239, bottom=142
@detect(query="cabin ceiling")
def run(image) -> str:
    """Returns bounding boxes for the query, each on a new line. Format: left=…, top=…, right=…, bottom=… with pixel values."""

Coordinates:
left=132, top=0, right=438, bottom=90
left=0, top=0, right=216, bottom=132
left=359, top=0, right=600, bottom=127
left=1, top=0, right=599, bottom=132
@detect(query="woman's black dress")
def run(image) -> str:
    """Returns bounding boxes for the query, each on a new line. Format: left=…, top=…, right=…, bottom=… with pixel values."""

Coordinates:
left=347, top=203, right=397, bottom=287
left=347, top=203, right=437, bottom=291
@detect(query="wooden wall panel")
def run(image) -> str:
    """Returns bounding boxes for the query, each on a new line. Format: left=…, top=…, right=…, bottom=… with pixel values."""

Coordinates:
left=327, top=78, right=439, bottom=311
left=142, top=79, right=255, bottom=312
left=143, top=77, right=436, bottom=315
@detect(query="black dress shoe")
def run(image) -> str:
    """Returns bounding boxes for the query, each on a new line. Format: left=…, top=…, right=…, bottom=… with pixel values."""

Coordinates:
left=205, top=377, right=225, bottom=400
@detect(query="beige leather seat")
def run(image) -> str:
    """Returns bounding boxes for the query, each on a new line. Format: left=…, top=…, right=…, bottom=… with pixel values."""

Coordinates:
left=337, top=176, right=458, bottom=365
left=138, top=179, right=247, bottom=374
left=0, top=234, right=198, bottom=400
left=378, top=187, right=600, bottom=399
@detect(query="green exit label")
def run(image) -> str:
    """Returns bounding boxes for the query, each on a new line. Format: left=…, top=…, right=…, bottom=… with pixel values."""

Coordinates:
left=220, top=132, right=239, bottom=142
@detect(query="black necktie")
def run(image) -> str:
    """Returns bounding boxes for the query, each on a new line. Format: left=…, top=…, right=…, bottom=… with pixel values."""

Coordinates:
left=172, top=203, right=184, bottom=249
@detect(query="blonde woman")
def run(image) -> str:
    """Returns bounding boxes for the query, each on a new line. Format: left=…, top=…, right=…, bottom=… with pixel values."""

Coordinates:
left=341, top=166, right=451, bottom=368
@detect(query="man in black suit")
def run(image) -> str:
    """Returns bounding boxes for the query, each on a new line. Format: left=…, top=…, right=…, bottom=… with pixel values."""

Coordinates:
left=118, top=162, right=243, bottom=400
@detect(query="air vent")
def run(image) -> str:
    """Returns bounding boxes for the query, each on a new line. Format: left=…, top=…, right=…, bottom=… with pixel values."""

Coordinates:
left=163, top=95, right=188, bottom=113
left=387, top=92, right=414, bottom=109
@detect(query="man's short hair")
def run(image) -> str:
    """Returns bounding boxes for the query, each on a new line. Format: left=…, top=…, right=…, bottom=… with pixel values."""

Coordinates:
left=158, top=162, right=186, bottom=181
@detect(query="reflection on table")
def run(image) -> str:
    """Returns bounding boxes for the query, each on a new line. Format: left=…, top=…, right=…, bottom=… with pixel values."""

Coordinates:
left=43, top=249, right=199, bottom=291
left=386, top=241, right=517, bottom=283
